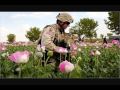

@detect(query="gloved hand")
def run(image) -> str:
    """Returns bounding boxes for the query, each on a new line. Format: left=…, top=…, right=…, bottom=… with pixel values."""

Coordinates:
left=55, top=47, right=68, bottom=54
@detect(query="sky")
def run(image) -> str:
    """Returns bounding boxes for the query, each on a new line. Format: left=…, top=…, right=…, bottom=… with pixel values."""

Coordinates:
left=0, top=12, right=112, bottom=42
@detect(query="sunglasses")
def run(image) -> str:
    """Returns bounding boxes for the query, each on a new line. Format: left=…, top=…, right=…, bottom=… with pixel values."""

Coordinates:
left=64, top=22, right=70, bottom=25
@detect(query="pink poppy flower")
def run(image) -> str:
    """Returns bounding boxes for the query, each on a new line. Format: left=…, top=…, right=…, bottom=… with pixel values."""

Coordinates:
left=70, top=43, right=77, bottom=51
left=90, top=50, right=101, bottom=56
left=59, top=60, right=74, bottom=73
left=55, top=47, right=68, bottom=53
left=112, top=40, right=119, bottom=45
left=0, top=45, right=6, bottom=52
left=8, top=50, right=30, bottom=64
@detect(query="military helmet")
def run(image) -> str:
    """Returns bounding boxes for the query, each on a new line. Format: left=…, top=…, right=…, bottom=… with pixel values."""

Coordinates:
left=56, top=13, right=74, bottom=23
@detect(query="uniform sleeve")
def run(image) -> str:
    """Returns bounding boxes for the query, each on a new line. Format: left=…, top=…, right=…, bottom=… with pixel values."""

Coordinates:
left=41, top=26, right=57, bottom=51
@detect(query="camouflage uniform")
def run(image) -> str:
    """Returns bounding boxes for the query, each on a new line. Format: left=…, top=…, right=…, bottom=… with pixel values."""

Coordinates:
left=37, top=24, right=69, bottom=61
left=36, top=13, right=73, bottom=71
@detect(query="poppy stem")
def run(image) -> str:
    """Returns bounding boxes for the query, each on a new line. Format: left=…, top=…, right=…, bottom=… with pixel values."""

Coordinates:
left=44, top=52, right=45, bottom=67
left=65, top=54, right=67, bottom=60
left=18, top=64, right=22, bottom=78
left=45, top=56, right=50, bottom=66
left=60, top=54, right=62, bottom=63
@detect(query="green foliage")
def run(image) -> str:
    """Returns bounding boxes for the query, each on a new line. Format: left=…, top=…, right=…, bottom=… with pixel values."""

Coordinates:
left=0, top=44, right=120, bottom=78
left=25, top=27, right=41, bottom=42
left=105, top=12, right=119, bottom=34
left=70, top=18, right=98, bottom=41
left=7, top=34, right=16, bottom=43
left=100, top=34, right=104, bottom=39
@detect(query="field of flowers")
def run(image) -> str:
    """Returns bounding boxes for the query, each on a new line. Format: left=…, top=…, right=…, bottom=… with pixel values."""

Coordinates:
left=0, top=40, right=120, bottom=78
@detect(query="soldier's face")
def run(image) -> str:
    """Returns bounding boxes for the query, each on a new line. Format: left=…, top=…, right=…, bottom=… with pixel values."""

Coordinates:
left=61, top=22, right=70, bottom=29
left=62, top=24, right=69, bottom=29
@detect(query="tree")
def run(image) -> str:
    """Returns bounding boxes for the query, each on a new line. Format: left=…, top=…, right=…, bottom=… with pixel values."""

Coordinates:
left=107, top=33, right=113, bottom=38
left=81, top=18, right=98, bottom=41
left=70, top=18, right=98, bottom=42
left=7, top=34, right=16, bottom=43
left=105, top=12, right=119, bottom=34
left=94, top=32, right=97, bottom=39
left=100, top=34, right=104, bottom=39
left=25, top=27, right=41, bottom=42
left=70, top=22, right=84, bottom=40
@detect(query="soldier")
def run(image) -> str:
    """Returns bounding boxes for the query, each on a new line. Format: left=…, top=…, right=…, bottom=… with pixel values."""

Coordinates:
left=103, top=36, right=107, bottom=44
left=36, top=12, right=74, bottom=72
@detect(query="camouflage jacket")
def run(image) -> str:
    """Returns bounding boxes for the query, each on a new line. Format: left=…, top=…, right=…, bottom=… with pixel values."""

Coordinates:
left=37, top=24, right=68, bottom=51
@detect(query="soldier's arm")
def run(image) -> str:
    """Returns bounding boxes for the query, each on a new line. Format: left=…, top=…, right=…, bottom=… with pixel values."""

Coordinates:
left=41, top=26, right=57, bottom=51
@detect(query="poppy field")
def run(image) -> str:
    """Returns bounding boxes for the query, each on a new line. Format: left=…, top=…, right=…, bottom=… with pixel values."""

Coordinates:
left=0, top=40, right=120, bottom=78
